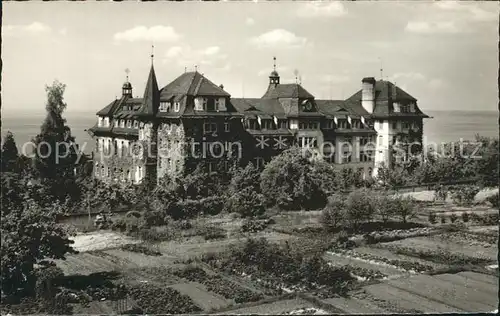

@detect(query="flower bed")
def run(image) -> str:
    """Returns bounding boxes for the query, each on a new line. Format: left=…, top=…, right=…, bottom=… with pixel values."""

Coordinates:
left=120, top=243, right=162, bottom=256
left=203, top=238, right=355, bottom=297
left=127, top=283, right=201, bottom=314
left=373, top=243, right=493, bottom=266
left=329, top=249, right=434, bottom=274
left=172, top=266, right=264, bottom=304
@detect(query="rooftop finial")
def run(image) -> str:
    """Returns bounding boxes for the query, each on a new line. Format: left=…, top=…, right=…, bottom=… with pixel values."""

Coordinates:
left=125, top=68, right=130, bottom=82
left=379, top=57, right=383, bottom=80
left=151, top=45, right=155, bottom=64
left=195, top=65, right=198, bottom=72
left=184, top=66, right=187, bottom=73
left=273, top=56, right=276, bottom=71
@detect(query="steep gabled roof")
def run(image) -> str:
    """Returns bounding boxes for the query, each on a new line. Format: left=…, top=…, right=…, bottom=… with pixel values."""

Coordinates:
left=346, top=80, right=417, bottom=103
left=96, top=99, right=119, bottom=116
left=139, top=64, right=160, bottom=116
left=160, top=71, right=230, bottom=97
left=316, top=100, right=370, bottom=119
left=262, top=83, right=315, bottom=99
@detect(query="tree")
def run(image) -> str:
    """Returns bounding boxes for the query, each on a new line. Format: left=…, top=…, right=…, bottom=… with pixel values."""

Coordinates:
left=2, top=131, right=19, bottom=172
left=1, top=199, right=76, bottom=296
left=376, top=195, right=396, bottom=223
left=320, top=195, right=345, bottom=231
left=344, top=189, right=376, bottom=230
left=229, top=163, right=261, bottom=195
left=224, top=187, right=266, bottom=218
left=376, top=163, right=408, bottom=189
left=260, top=147, right=327, bottom=210
left=392, top=195, right=417, bottom=223
left=474, top=136, right=499, bottom=188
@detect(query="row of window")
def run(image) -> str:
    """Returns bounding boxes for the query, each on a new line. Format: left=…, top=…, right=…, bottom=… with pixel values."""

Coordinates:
left=246, top=119, right=364, bottom=130
left=159, top=101, right=181, bottom=113
left=194, top=97, right=227, bottom=112
left=95, top=164, right=144, bottom=182
left=203, top=122, right=230, bottom=134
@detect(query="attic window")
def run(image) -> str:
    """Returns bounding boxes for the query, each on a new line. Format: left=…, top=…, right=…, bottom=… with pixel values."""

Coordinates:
left=174, top=102, right=180, bottom=112
left=159, top=101, right=171, bottom=112
left=133, top=121, right=138, bottom=128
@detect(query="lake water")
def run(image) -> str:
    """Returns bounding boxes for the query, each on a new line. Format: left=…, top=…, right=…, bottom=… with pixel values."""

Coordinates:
left=1, top=110, right=498, bottom=154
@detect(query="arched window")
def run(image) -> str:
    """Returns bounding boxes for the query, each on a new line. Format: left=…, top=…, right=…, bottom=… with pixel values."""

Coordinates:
left=95, top=163, right=100, bottom=176
left=100, top=165, right=105, bottom=177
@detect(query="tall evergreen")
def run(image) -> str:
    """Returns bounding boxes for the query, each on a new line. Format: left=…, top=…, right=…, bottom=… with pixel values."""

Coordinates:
left=1, top=131, right=19, bottom=172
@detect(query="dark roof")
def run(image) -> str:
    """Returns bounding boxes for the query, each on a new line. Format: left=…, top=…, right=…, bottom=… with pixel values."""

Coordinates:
left=160, top=71, right=230, bottom=97
left=139, top=65, right=160, bottom=116
left=270, top=70, right=279, bottom=77
left=262, top=83, right=315, bottom=99
left=122, top=82, right=132, bottom=89
left=96, top=100, right=119, bottom=116
left=346, top=80, right=417, bottom=103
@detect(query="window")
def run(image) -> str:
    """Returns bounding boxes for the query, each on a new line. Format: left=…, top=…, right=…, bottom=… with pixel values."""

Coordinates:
left=159, top=101, right=171, bottom=112
left=262, top=120, right=273, bottom=130
left=337, top=120, right=347, bottom=129
left=392, top=122, right=398, bottom=129
left=126, top=120, right=131, bottom=128
left=249, top=119, right=259, bottom=130
left=216, top=98, right=226, bottom=111
left=342, top=143, right=352, bottom=163
left=378, top=135, right=384, bottom=146
left=279, top=120, right=288, bottom=129
left=254, top=157, right=264, bottom=169
left=299, top=137, right=316, bottom=148
left=139, top=129, right=144, bottom=140
left=202, top=98, right=209, bottom=110
left=120, top=120, right=125, bottom=128
left=224, top=122, right=230, bottom=132
left=98, top=117, right=103, bottom=127
left=203, top=122, right=217, bottom=134
left=208, top=161, right=217, bottom=174
left=402, top=122, right=410, bottom=129
left=174, top=102, right=180, bottom=112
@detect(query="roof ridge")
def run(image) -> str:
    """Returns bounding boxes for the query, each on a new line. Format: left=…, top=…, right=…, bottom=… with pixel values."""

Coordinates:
left=194, top=74, right=204, bottom=96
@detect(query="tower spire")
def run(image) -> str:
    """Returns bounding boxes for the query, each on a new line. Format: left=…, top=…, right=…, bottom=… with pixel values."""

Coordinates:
left=151, top=45, right=154, bottom=65
left=379, top=57, right=383, bottom=80
left=273, top=56, right=276, bottom=71
left=125, top=68, right=130, bottom=82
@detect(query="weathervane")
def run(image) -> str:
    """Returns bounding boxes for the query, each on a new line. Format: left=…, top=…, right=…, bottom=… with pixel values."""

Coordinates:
left=273, top=56, right=277, bottom=71
left=151, top=45, right=155, bottom=64
left=125, top=68, right=130, bottom=82
left=379, top=57, right=384, bottom=80
left=195, top=65, right=198, bottom=72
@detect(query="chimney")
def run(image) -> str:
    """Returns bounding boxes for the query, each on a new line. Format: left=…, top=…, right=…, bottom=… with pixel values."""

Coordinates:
left=219, top=84, right=224, bottom=90
left=361, top=77, right=376, bottom=114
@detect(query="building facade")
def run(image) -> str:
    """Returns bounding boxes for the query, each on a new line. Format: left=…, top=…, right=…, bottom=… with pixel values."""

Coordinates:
left=88, top=59, right=429, bottom=185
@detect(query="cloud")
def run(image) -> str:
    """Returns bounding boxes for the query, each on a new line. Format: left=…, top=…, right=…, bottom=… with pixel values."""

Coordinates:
left=246, top=17, right=255, bottom=26
left=113, top=25, right=182, bottom=42
left=163, top=45, right=228, bottom=69
left=429, top=78, right=446, bottom=90
left=4, top=22, right=52, bottom=36
left=405, top=21, right=461, bottom=34
left=434, top=1, right=497, bottom=22
left=392, top=72, right=426, bottom=81
left=321, top=74, right=350, bottom=84
left=250, top=29, right=307, bottom=48
left=297, top=2, right=347, bottom=18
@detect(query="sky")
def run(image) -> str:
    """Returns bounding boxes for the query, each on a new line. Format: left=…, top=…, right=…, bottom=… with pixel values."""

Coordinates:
left=2, top=1, right=498, bottom=117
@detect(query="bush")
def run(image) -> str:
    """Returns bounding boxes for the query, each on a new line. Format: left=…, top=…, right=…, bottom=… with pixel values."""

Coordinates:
left=486, top=192, right=499, bottom=209
left=172, top=219, right=192, bottom=230
left=440, top=216, right=446, bottom=224
left=449, top=185, right=480, bottom=205
left=449, top=213, right=458, bottom=223
left=461, top=212, right=469, bottom=223
left=344, top=189, right=376, bottom=230
left=241, top=218, right=272, bottom=233
left=433, top=185, right=448, bottom=202
left=138, top=227, right=177, bottom=242
left=121, top=243, right=161, bottom=256
left=174, top=196, right=225, bottom=220
left=428, top=212, right=437, bottom=224
left=225, top=187, right=266, bottom=218
left=195, top=226, right=226, bottom=240
left=320, top=195, right=345, bottom=231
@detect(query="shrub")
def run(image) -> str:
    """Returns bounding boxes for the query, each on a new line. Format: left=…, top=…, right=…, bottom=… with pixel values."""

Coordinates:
left=172, top=219, right=192, bottom=230
left=461, top=212, right=469, bottom=223
left=392, top=196, right=417, bottom=224
left=440, top=216, right=446, bottom=224
left=428, top=212, right=437, bottom=224
left=320, top=194, right=345, bottom=231
left=241, top=218, right=272, bottom=233
left=121, top=243, right=161, bottom=256
left=433, top=185, right=448, bottom=202
left=449, top=213, right=458, bottom=223
left=225, top=187, right=266, bottom=218
left=196, top=226, right=226, bottom=240
left=486, top=192, right=499, bottom=209
left=449, top=185, right=480, bottom=206
left=344, top=189, right=376, bottom=230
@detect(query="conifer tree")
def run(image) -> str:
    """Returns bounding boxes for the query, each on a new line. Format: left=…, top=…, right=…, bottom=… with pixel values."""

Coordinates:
left=1, top=131, right=19, bottom=172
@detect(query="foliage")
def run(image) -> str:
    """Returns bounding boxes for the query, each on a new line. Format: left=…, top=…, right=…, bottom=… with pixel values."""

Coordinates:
left=120, top=243, right=161, bottom=256
left=448, top=185, right=480, bottom=205
left=376, top=163, right=408, bottom=189
left=428, top=212, right=437, bottom=224
left=433, top=185, right=448, bottom=202
left=344, top=189, right=376, bottom=230
left=391, top=195, right=417, bottom=223
left=174, top=196, right=225, bottom=220
left=1, top=131, right=20, bottom=173
left=229, top=162, right=261, bottom=195
left=240, top=218, right=274, bottom=233
left=260, top=147, right=328, bottom=211
left=486, top=192, right=499, bottom=209
left=225, top=187, right=266, bottom=218
left=179, top=164, right=221, bottom=199
left=127, top=283, right=201, bottom=314
left=449, top=213, right=458, bottom=223
left=320, top=195, right=345, bottom=231
left=205, top=238, right=355, bottom=293
left=195, top=225, right=226, bottom=240
left=1, top=200, right=76, bottom=296
left=474, top=136, right=499, bottom=188
left=461, top=212, right=469, bottom=223
left=375, top=195, right=397, bottom=223
left=440, top=216, right=446, bottom=224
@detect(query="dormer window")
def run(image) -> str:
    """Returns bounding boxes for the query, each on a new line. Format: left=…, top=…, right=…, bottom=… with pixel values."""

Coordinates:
left=326, top=120, right=335, bottom=129
left=337, top=120, right=348, bottom=129
left=215, top=98, right=226, bottom=111
left=202, top=98, right=208, bottom=110
left=278, top=120, right=288, bottom=129
left=159, top=101, right=171, bottom=112
left=262, top=120, right=273, bottom=130
left=126, top=120, right=131, bottom=128
left=98, top=116, right=103, bottom=127
left=174, top=102, right=180, bottom=112
left=120, top=120, right=125, bottom=128
left=133, top=121, right=138, bottom=128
